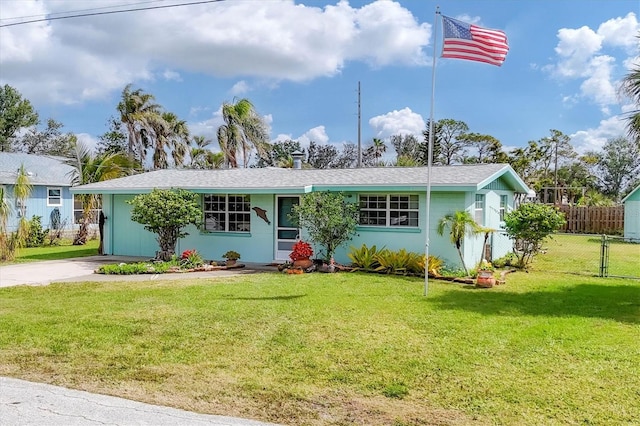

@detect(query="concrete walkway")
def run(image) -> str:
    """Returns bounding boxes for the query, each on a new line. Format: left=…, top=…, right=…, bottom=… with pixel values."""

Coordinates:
left=0, top=257, right=281, bottom=425
left=0, top=377, right=280, bottom=425
left=0, top=256, right=278, bottom=288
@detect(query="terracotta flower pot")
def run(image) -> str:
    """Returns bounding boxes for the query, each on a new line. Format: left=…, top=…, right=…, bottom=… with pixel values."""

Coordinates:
left=476, top=270, right=496, bottom=288
left=292, top=258, right=313, bottom=269
left=226, top=259, right=237, bottom=267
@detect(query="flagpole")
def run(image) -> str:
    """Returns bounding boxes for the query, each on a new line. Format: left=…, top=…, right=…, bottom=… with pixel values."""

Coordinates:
left=424, top=7, right=440, bottom=297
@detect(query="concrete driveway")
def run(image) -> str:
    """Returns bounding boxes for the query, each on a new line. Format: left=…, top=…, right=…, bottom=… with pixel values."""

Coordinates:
left=0, top=256, right=277, bottom=288
left=1, top=377, right=280, bottom=425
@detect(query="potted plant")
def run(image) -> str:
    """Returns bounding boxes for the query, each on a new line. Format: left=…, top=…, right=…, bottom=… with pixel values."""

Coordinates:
left=476, top=259, right=496, bottom=288
left=222, top=250, right=241, bottom=266
left=289, top=240, right=314, bottom=269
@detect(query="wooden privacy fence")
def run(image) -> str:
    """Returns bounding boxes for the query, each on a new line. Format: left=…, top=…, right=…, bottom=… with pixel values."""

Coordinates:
left=557, top=205, right=624, bottom=234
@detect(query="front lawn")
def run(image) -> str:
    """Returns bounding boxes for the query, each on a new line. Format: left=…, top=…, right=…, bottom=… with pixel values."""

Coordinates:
left=1, top=239, right=100, bottom=264
left=0, top=267, right=638, bottom=425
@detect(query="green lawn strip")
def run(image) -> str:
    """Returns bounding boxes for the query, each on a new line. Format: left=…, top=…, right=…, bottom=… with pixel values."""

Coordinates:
left=2, top=239, right=100, bottom=263
left=0, top=271, right=638, bottom=425
left=532, top=234, right=640, bottom=277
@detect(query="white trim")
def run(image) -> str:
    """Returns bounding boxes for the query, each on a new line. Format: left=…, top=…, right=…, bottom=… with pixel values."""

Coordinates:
left=47, top=187, right=63, bottom=207
left=358, top=193, right=420, bottom=228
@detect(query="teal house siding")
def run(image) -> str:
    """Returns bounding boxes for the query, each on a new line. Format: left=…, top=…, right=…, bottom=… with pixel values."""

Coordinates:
left=73, top=164, right=530, bottom=270
left=623, top=185, right=640, bottom=241
left=0, top=153, right=76, bottom=233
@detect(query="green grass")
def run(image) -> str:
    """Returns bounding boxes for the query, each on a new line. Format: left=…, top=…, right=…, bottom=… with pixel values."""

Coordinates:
left=533, top=234, right=640, bottom=277
left=1, top=239, right=100, bottom=264
left=0, top=236, right=638, bottom=425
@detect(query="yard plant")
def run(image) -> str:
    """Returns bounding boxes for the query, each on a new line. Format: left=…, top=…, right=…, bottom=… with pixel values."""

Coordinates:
left=0, top=235, right=637, bottom=425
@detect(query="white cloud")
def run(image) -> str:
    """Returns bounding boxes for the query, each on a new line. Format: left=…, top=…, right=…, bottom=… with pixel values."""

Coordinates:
left=297, top=126, right=330, bottom=146
left=570, top=114, right=627, bottom=153
left=368, top=107, right=425, bottom=139
left=162, top=70, right=182, bottom=82
left=75, top=133, right=98, bottom=153
left=230, top=80, right=250, bottom=95
left=0, top=0, right=430, bottom=106
left=546, top=12, right=640, bottom=113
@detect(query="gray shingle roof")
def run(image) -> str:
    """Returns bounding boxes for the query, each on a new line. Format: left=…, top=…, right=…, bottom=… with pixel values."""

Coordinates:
left=71, top=164, right=529, bottom=194
left=0, top=153, right=75, bottom=186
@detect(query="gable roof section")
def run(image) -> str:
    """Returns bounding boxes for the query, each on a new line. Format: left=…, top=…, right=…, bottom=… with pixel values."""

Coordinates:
left=0, top=152, right=74, bottom=186
left=622, top=184, right=640, bottom=203
left=71, top=164, right=530, bottom=195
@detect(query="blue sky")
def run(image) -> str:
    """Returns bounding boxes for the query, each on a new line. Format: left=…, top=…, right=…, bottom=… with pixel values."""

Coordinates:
left=1, top=0, right=638, bottom=159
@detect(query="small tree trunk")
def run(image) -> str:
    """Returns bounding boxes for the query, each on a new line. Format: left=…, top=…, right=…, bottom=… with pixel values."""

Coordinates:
left=73, top=219, right=89, bottom=245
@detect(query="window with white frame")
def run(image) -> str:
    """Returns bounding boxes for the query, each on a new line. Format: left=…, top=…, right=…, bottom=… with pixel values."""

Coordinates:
left=499, top=195, right=508, bottom=221
left=359, top=194, right=419, bottom=227
left=47, top=187, right=62, bottom=206
left=73, top=194, right=101, bottom=224
left=475, top=194, right=485, bottom=225
left=203, top=194, right=251, bottom=232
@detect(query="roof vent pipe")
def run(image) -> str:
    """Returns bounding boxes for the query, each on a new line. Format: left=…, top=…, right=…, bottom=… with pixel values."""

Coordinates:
left=292, top=150, right=304, bottom=169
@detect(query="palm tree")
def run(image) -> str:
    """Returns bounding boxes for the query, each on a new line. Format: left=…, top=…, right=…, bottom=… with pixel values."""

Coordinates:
left=0, top=186, right=12, bottom=260
left=217, top=98, right=270, bottom=168
left=437, top=210, right=481, bottom=276
left=66, top=141, right=135, bottom=246
left=619, top=63, right=640, bottom=142
left=372, top=137, right=386, bottom=162
left=14, top=164, right=32, bottom=248
left=150, top=112, right=190, bottom=170
left=117, top=84, right=161, bottom=165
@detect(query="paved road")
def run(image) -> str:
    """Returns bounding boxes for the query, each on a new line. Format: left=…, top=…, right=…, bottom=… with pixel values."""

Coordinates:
left=0, top=258, right=281, bottom=425
left=0, top=377, right=280, bottom=426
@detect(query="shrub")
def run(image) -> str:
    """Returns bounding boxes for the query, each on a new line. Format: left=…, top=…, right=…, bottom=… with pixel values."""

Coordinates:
left=181, top=249, right=204, bottom=268
left=97, top=262, right=172, bottom=275
left=26, top=215, right=48, bottom=248
left=348, top=244, right=382, bottom=270
left=418, top=254, right=444, bottom=276
left=504, top=203, right=566, bottom=268
left=492, top=253, right=517, bottom=268
left=375, top=249, right=422, bottom=274
left=222, top=250, right=241, bottom=260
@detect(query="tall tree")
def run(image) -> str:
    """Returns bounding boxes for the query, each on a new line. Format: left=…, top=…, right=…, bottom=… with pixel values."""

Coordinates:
left=149, top=111, right=190, bottom=169
left=256, top=139, right=302, bottom=168
left=436, top=119, right=469, bottom=165
left=66, top=141, right=136, bottom=245
left=459, top=133, right=508, bottom=163
left=13, top=119, right=76, bottom=157
left=390, top=134, right=421, bottom=162
left=619, top=62, right=640, bottom=143
left=117, top=84, right=161, bottom=165
left=0, top=85, right=39, bottom=152
left=217, top=98, right=270, bottom=168
left=421, top=119, right=443, bottom=165
left=307, top=141, right=338, bottom=169
left=96, top=116, right=128, bottom=156
left=587, top=136, right=640, bottom=200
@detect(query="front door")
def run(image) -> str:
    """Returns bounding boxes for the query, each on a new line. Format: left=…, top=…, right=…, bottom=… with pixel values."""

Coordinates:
left=275, top=196, right=300, bottom=261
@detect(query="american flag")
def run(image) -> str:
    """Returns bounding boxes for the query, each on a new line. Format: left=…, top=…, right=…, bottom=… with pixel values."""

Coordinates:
left=441, top=15, right=509, bottom=66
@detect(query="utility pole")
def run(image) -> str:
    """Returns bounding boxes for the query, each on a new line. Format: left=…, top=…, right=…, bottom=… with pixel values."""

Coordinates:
left=357, top=81, right=362, bottom=168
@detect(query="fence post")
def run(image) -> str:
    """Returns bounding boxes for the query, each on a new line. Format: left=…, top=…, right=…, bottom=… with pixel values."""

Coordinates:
left=599, top=234, right=609, bottom=277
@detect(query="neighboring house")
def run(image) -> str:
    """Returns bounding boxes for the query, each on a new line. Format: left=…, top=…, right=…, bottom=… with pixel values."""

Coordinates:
left=0, top=152, right=78, bottom=233
left=71, top=164, right=530, bottom=269
left=622, top=185, right=640, bottom=241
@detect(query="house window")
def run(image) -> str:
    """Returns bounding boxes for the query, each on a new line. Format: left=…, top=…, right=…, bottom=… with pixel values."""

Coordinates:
left=73, top=195, right=101, bottom=224
left=359, top=194, right=419, bottom=227
left=203, top=194, right=251, bottom=232
left=499, top=195, right=507, bottom=221
left=47, top=187, right=62, bottom=206
left=475, top=194, right=485, bottom=225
